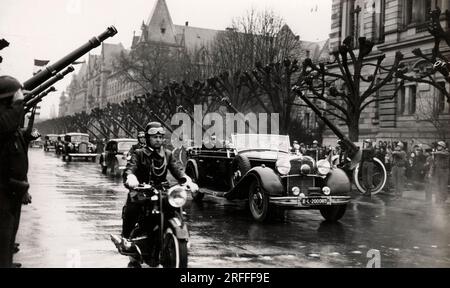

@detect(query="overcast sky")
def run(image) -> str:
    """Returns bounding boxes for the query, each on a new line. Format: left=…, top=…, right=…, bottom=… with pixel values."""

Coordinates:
left=0, top=0, right=332, bottom=119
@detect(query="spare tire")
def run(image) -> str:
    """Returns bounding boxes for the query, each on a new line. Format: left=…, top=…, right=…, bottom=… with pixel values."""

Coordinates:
left=230, top=154, right=251, bottom=188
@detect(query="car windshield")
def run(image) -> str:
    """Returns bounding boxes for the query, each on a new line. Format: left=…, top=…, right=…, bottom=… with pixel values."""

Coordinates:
left=118, top=141, right=136, bottom=152
left=48, top=135, right=58, bottom=141
left=70, top=135, right=89, bottom=143
left=231, top=134, right=290, bottom=154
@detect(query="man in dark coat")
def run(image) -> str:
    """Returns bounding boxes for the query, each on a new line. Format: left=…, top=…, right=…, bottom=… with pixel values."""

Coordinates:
left=0, top=76, right=33, bottom=268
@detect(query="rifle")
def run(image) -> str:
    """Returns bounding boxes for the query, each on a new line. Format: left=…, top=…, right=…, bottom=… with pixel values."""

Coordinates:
left=73, top=122, right=105, bottom=140
left=25, top=86, right=57, bottom=113
left=108, top=115, right=135, bottom=138
left=96, top=119, right=119, bottom=138
left=24, top=66, right=74, bottom=104
left=23, top=26, right=117, bottom=91
left=149, top=110, right=174, bottom=133
left=127, top=115, right=145, bottom=131
left=87, top=123, right=109, bottom=139
left=292, top=86, right=362, bottom=169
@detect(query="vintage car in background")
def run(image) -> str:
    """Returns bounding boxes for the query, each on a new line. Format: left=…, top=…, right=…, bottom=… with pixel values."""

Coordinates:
left=185, top=134, right=352, bottom=222
left=62, top=133, right=97, bottom=162
left=43, top=134, right=59, bottom=152
left=99, top=138, right=137, bottom=176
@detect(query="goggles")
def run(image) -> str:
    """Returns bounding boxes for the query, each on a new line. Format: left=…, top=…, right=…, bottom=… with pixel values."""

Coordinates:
left=147, top=127, right=166, bottom=135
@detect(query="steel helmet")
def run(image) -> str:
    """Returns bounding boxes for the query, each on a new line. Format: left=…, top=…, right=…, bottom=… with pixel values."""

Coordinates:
left=437, top=141, right=447, bottom=148
left=0, top=75, right=22, bottom=99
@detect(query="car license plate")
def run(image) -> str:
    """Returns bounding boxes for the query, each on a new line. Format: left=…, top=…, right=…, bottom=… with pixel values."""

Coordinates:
left=300, top=197, right=330, bottom=206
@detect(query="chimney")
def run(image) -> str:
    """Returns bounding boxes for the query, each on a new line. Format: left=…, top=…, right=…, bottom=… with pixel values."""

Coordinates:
left=185, top=21, right=189, bottom=26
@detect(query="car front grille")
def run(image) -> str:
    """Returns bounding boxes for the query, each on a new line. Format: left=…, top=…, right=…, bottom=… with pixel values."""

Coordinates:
left=285, top=176, right=316, bottom=196
left=78, top=143, right=88, bottom=153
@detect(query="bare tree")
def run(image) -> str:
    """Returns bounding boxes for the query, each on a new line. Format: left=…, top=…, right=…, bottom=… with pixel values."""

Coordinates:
left=297, top=37, right=404, bottom=142
left=209, top=8, right=301, bottom=75
left=397, top=8, right=450, bottom=104
left=414, top=88, right=450, bottom=141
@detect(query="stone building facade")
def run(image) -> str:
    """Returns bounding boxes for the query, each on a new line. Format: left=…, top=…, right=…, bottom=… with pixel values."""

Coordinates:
left=324, top=0, right=450, bottom=147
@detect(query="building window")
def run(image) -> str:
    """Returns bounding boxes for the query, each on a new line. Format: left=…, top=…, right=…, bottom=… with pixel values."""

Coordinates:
left=404, top=0, right=432, bottom=26
left=304, top=113, right=310, bottom=129
left=436, top=82, right=448, bottom=114
left=398, top=84, right=417, bottom=115
left=398, top=87, right=406, bottom=115
left=408, top=85, right=416, bottom=114
left=341, top=0, right=356, bottom=39
left=373, top=0, right=386, bottom=43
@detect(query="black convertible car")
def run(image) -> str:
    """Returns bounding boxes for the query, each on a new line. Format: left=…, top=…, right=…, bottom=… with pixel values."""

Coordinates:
left=185, top=134, right=351, bottom=222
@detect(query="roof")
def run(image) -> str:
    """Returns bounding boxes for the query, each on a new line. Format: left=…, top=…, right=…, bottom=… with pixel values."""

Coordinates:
left=66, top=133, right=89, bottom=136
left=109, top=138, right=138, bottom=142
left=174, top=25, right=220, bottom=52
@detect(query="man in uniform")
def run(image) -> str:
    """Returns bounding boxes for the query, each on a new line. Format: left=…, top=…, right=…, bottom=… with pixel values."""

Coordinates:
left=432, top=141, right=449, bottom=204
left=119, top=122, right=196, bottom=266
left=128, top=131, right=146, bottom=155
left=361, top=139, right=375, bottom=196
left=391, top=142, right=407, bottom=199
left=0, top=76, right=33, bottom=268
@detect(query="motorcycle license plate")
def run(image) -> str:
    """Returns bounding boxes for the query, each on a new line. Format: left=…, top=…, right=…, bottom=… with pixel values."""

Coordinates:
left=300, top=197, right=330, bottom=206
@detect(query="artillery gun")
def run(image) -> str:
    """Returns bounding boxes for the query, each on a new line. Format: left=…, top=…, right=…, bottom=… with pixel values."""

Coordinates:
left=292, top=86, right=387, bottom=195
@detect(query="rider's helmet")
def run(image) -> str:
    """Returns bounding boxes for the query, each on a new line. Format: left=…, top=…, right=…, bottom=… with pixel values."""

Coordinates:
left=397, top=142, right=404, bottom=149
left=437, top=141, right=447, bottom=149
left=145, top=122, right=166, bottom=136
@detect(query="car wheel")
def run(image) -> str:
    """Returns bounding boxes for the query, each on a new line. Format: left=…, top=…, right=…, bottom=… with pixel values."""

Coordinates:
left=186, top=161, right=204, bottom=202
left=319, top=205, right=347, bottom=222
left=230, top=154, right=251, bottom=188
left=248, top=179, right=270, bottom=222
left=354, top=158, right=387, bottom=195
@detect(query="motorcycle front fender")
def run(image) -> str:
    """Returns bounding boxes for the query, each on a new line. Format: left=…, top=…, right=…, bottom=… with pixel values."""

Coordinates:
left=168, top=218, right=189, bottom=240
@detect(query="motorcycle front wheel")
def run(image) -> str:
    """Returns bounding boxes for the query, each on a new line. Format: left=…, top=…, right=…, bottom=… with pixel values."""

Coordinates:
left=161, top=228, right=188, bottom=268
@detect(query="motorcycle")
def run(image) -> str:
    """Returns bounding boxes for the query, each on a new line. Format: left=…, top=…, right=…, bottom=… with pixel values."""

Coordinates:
left=111, top=182, right=191, bottom=268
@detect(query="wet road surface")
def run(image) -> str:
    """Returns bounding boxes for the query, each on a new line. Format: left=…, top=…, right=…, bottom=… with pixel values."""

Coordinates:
left=15, top=149, right=450, bottom=268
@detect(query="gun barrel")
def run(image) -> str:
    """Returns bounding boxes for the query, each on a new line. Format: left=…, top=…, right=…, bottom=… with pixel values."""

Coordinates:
left=25, top=86, right=57, bottom=111
left=24, top=66, right=74, bottom=103
left=127, top=115, right=145, bottom=131
left=23, top=26, right=117, bottom=91
left=110, top=117, right=134, bottom=138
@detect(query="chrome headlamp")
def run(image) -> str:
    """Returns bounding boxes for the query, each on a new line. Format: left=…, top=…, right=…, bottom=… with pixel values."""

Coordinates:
left=317, top=159, right=331, bottom=176
left=276, top=157, right=291, bottom=175
left=168, top=185, right=188, bottom=208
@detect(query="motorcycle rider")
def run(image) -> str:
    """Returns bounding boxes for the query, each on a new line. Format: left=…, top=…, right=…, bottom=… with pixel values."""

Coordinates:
left=128, top=131, right=146, bottom=156
left=119, top=122, right=196, bottom=255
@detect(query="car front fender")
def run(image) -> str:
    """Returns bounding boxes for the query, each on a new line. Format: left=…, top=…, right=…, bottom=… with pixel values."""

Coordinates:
left=225, top=166, right=283, bottom=200
left=326, top=168, right=352, bottom=196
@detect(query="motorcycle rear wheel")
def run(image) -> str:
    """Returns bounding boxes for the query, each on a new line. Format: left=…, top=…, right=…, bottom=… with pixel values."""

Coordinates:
left=161, top=228, right=188, bottom=268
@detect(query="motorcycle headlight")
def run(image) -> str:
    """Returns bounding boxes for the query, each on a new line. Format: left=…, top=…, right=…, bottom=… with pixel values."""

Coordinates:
left=317, top=159, right=331, bottom=176
left=168, top=185, right=188, bottom=208
left=276, top=158, right=291, bottom=175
